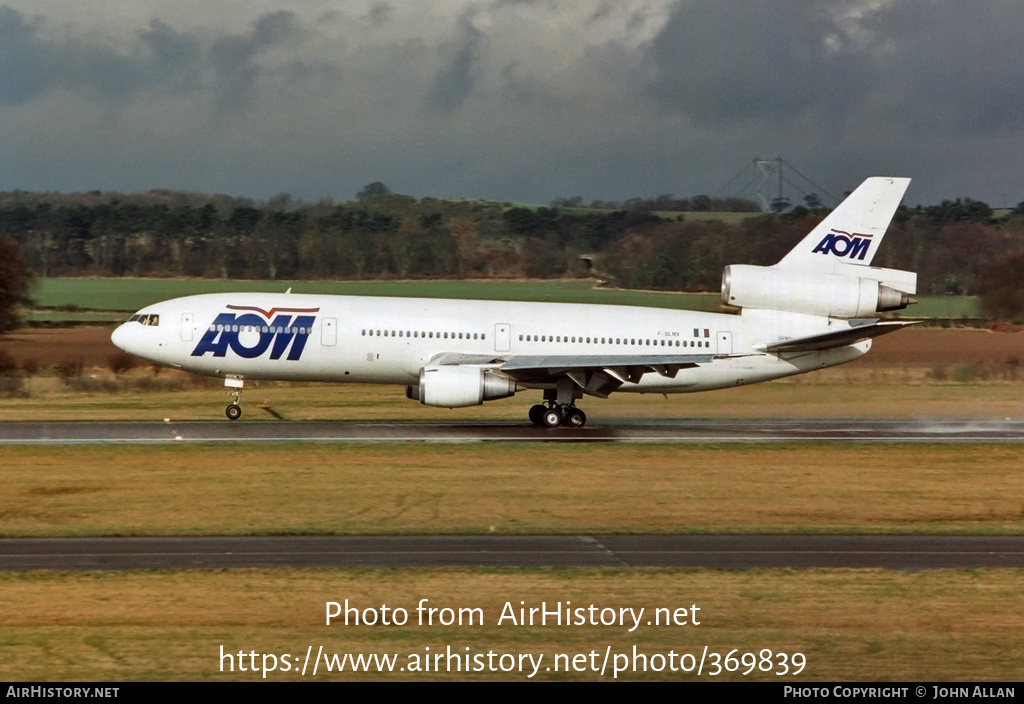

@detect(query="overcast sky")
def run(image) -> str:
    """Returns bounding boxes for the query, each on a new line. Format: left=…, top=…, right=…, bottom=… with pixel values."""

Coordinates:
left=1, top=0, right=1022, bottom=207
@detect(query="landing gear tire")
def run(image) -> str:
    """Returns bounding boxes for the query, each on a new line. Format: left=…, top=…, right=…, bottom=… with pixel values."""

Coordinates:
left=564, top=406, right=587, bottom=428
left=226, top=403, right=242, bottom=421
left=528, top=404, right=547, bottom=426
left=541, top=408, right=562, bottom=428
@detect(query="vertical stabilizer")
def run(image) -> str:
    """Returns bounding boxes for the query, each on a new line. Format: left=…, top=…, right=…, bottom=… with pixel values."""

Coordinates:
left=777, top=177, right=910, bottom=272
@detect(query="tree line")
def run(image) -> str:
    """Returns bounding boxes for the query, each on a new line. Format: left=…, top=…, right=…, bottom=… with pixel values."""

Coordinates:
left=2, top=187, right=1024, bottom=325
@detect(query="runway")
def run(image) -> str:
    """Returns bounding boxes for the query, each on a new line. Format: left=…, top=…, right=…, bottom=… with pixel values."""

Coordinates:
left=1, top=418, right=1023, bottom=444
left=5, top=419, right=1020, bottom=572
left=3, top=535, right=1024, bottom=570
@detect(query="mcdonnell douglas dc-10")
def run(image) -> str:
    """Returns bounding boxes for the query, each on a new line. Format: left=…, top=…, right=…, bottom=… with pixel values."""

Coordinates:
left=111, top=177, right=916, bottom=427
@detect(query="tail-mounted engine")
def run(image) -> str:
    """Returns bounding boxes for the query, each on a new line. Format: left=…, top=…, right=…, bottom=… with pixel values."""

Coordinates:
left=722, top=264, right=916, bottom=318
left=406, top=365, right=517, bottom=408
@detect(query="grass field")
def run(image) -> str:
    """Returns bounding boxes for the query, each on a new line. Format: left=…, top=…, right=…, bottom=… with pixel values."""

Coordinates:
left=1, top=380, right=1023, bottom=423
left=3, top=444, right=1024, bottom=537
left=2, top=441, right=1024, bottom=681
left=26, top=277, right=982, bottom=320
left=29, top=278, right=725, bottom=313
left=2, top=568, right=1021, bottom=681
left=3, top=436, right=1021, bottom=682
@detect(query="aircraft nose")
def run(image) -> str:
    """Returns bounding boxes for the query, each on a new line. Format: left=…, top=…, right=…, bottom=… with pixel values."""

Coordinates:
left=111, top=323, right=134, bottom=353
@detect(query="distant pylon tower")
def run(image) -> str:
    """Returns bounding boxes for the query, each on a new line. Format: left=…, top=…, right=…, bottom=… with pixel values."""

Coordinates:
left=754, top=157, right=789, bottom=212
left=717, top=157, right=838, bottom=212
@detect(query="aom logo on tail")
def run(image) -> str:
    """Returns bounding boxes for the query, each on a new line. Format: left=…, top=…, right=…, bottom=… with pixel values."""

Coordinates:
left=191, top=305, right=320, bottom=360
left=812, top=229, right=873, bottom=261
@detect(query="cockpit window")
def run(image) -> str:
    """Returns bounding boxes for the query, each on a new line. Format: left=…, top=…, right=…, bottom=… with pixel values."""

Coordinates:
left=129, top=314, right=160, bottom=326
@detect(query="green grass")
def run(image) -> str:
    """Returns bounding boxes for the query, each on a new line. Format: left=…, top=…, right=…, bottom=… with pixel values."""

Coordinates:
left=29, top=278, right=726, bottom=313
left=27, top=311, right=125, bottom=323
left=28, top=277, right=979, bottom=319
left=903, top=295, right=981, bottom=318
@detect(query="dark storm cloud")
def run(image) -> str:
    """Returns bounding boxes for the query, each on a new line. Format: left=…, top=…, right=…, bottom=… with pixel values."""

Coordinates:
left=0, top=6, right=82, bottom=103
left=643, top=0, right=871, bottom=126
left=0, top=5, right=304, bottom=108
left=2, top=1, right=1023, bottom=205
left=644, top=0, right=1024, bottom=138
left=426, top=15, right=484, bottom=111
left=366, top=3, right=393, bottom=26
left=862, top=1, right=1024, bottom=137
left=136, top=20, right=204, bottom=94
left=208, top=11, right=301, bottom=108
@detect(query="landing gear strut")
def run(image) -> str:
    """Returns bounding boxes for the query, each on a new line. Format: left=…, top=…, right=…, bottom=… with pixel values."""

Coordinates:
left=224, top=377, right=244, bottom=421
left=528, top=380, right=587, bottom=428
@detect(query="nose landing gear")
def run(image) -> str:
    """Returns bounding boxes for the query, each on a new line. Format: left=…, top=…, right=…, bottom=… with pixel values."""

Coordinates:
left=224, top=376, right=244, bottom=421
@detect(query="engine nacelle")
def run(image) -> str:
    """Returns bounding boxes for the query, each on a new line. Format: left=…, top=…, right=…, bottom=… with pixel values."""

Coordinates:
left=408, top=365, right=517, bottom=408
left=722, top=264, right=914, bottom=318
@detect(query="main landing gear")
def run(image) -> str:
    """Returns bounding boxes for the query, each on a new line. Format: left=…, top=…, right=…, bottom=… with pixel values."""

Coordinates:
left=529, top=403, right=587, bottom=428
left=528, top=380, right=587, bottom=428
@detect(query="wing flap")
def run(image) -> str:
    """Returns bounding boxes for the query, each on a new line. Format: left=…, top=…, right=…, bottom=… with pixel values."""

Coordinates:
left=499, top=354, right=714, bottom=373
left=497, top=353, right=714, bottom=396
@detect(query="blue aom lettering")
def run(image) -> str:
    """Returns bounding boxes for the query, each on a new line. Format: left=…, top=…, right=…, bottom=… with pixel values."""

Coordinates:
left=811, top=230, right=872, bottom=260
left=192, top=313, right=316, bottom=360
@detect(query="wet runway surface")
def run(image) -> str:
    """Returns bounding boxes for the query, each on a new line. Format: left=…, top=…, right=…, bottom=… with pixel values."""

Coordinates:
left=3, top=535, right=1023, bottom=571
left=2, top=418, right=1024, bottom=444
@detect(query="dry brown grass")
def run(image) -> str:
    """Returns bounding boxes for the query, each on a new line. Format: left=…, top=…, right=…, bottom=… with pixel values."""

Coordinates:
left=0, top=376, right=1023, bottom=422
left=0, top=327, right=119, bottom=369
left=1, top=568, right=1021, bottom=680
left=3, top=444, right=1024, bottom=536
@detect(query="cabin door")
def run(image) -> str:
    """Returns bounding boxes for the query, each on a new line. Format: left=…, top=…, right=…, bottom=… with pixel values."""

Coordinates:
left=494, top=323, right=511, bottom=353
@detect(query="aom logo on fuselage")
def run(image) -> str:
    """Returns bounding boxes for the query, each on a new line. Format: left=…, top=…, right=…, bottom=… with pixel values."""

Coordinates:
left=191, top=305, right=320, bottom=360
left=812, top=229, right=873, bottom=261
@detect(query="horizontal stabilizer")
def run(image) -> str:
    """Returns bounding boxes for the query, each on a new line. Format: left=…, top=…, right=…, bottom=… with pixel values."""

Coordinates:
left=762, top=320, right=918, bottom=353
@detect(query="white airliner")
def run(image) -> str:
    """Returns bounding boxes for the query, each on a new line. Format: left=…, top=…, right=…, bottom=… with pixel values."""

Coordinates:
left=111, top=177, right=916, bottom=427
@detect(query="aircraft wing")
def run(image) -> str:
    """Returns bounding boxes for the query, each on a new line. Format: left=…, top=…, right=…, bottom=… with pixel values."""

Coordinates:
left=761, top=319, right=917, bottom=354
left=429, top=352, right=715, bottom=398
